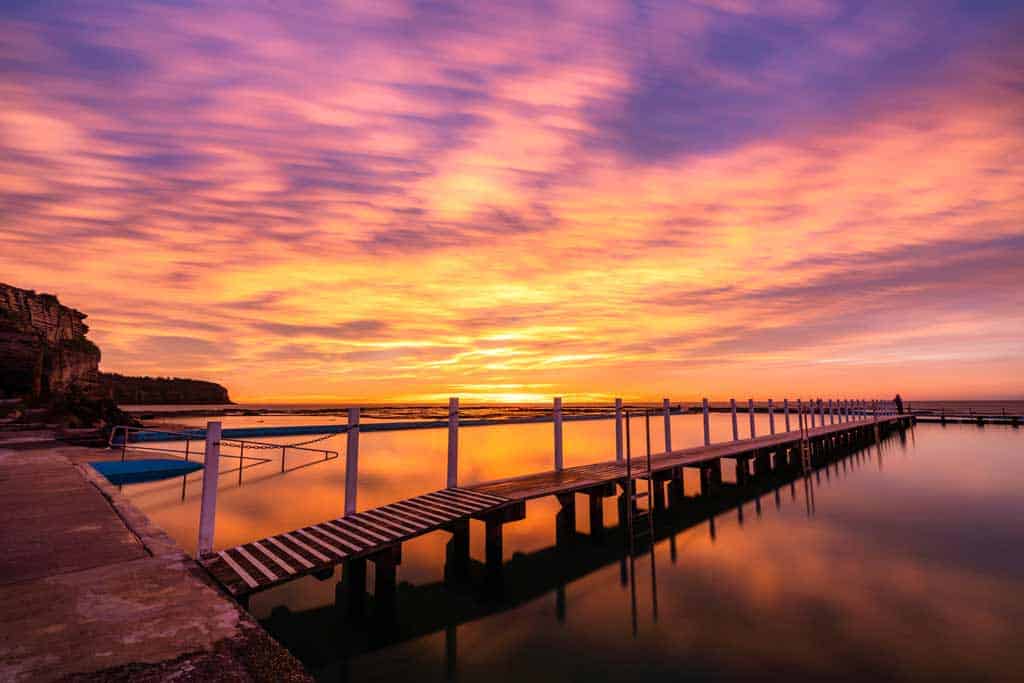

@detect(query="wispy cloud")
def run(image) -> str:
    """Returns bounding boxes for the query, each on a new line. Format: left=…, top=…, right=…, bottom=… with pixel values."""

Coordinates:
left=1, top=1, right=1021, bottom=401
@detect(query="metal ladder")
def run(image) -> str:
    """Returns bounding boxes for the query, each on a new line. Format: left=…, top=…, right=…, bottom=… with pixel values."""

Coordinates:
left=624, top=409, right=659, bottom=637
left=624, top=409, right=656, bottom=544
left=798, top=401, right=816, bottom=516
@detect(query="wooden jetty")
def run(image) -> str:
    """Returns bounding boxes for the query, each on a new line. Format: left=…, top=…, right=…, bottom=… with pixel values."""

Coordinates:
left=263, top=428, right=906, bottom=666
left=195, top=397, right=913, bottom=600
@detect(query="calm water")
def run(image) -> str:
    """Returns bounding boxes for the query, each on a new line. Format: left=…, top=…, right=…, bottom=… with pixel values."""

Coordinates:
left=120, top=418, right=1024, bottom=681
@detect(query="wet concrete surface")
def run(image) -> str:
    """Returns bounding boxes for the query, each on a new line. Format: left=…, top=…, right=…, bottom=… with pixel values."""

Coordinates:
left=0, top=439, right=311, bottom=682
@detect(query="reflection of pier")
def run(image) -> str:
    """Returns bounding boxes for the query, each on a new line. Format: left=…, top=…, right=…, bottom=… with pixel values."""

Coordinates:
left=260, top=423, right=910, bottom=675
left=200, top=407, right=912, bottom=599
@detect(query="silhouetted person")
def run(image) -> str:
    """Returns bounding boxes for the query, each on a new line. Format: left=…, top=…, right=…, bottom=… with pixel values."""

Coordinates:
left=894, top=394, right=904, bottom=414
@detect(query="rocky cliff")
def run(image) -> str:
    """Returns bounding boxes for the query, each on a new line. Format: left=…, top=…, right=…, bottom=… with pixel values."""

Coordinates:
left=0, top=283, right=101, bottom=400
left=99, top=373, right=231, bottom=405
left=1, top=282, right=231, bottom=408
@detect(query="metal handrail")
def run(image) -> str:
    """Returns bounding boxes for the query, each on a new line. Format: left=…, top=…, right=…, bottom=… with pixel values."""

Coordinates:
left=107, top=425, right=340, bottom=485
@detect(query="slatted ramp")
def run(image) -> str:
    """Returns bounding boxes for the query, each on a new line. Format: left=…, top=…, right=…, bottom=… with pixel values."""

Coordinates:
left=201, top=487, right=511, bottom=596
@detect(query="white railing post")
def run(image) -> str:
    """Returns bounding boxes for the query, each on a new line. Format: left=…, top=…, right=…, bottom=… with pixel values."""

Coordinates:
left=344, top=407, right=360, bottom=516
left=447, top=397, right=459, bottom=488
left=748, top=398, right=756, bottom=438
left=730, top=398, right=738, bottom=441
left=768, top=398, right=775, bottom=434
left=553, top=397, right=563, bottom=471
left=663, top=398, right=672, bottom=453
left=615, top=398, right=623, bottom=462
left=702, top=398, right=710, bottom=446
left=197, top=420, right=222, bottom=557
left=784, top=398, right=790, bottom=432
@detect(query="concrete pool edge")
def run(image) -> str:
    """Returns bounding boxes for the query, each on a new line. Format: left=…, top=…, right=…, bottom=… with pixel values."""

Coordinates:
left=0, top=437, right=312, bottom=682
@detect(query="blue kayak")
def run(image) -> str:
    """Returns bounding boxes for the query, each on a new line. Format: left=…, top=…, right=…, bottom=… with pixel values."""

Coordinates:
left=91, top=459, right=203, bottom=485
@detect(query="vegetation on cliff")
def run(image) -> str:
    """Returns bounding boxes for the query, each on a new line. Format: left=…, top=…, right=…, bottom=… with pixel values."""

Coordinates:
left=99, top=373, right=231, bottom=405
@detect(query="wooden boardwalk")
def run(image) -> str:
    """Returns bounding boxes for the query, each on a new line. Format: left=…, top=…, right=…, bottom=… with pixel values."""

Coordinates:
left=200, top=487, right=512, bottom=596
left=201, top=415, right=910, bottom=597
left=470, top=416, right=906, bottom=501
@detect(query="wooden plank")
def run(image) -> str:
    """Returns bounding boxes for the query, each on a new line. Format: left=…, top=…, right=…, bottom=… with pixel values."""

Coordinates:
left=202, top=484, right=515, bottom=596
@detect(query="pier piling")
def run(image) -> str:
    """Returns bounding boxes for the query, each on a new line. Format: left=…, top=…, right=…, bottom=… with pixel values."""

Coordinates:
left=731, top=399, right=739, bottom=441
left=345, top=407, right=360, bottom=516
left=663, top=398, right=672, bottom=453
left=554, top=397, right=564, bottom=471
left=703, top=398, right=711, bottom=446
left=748, top=399, right=756, bottom=438
left=197, top=420, right=222, bottom=557
left=447, top=398, right=459, bottom=488
left=615, top=398, right=624, bottom=462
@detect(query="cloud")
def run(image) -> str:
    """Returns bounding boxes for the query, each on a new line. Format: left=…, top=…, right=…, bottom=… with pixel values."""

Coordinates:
left=0, top=0, right=1021, bottom=400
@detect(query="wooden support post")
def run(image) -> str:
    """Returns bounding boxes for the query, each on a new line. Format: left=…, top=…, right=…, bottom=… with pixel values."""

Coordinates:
left=829, top=399, right=834, bottom=424
left=698, top=462, right=719, bottom=496
left=667, top=470, right=684, bottom=505
left=652, top=477, right=667, bottom=511
left=810, top=400, right=816, bottom=428
left=702, top=398, right=711, bottom=446
left=748, top=398, right=756, bottom=438
left=730, top=398, right=739, bottom=441
left=768, top=398, right=775, bottom=434
left=447, top=397, right=459, bottom=488
left=663, top=398, right=672, bottom=453
left=344, top=557, right=367, bottom=620
left=819, top=399, right=825, bottom=426
left=197, top=421, right=222, bottom=557
left=754, top=450, right=771, bottom=476
left=372, top=545, right=401, bottom=619
left=588, top=492, right=605, bottom=540
left=553, top=397, right=564, bottom=471
left=485, top=517, right=503, bottom=575
left=784, top=398, right=790, bottom=432
left=345, top=407, right=360, bottom=516
left=615, top=398, right=624, bottom=462
left=556, top=493, right=576, bottom=545
left=444, top=519, right=470, bottom=584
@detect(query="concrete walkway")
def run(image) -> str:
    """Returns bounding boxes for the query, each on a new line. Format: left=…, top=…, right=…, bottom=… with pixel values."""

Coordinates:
left=0, top=439, right=311, bottom=682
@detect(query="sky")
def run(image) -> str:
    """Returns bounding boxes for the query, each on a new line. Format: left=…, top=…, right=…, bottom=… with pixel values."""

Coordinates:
left=1, top=0, right=1022, bottom=403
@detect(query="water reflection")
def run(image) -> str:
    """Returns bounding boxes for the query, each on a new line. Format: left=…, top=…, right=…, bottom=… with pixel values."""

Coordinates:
left=122, top=421, right=1024, bottom=681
